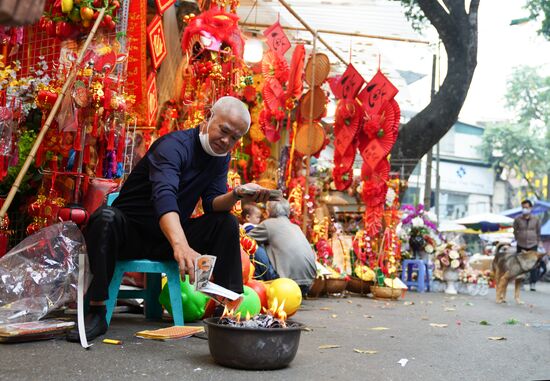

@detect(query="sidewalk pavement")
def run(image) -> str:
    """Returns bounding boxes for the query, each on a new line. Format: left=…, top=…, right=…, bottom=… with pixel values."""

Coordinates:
left=1, top=283, right=550, bottom=381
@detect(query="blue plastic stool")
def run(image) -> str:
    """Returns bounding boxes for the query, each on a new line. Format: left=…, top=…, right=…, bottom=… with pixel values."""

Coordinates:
left=103, top=191, right=184, bottom=326
left=105, top=259, right=184, bottom=326
left=401, top=259, right=430, bottom=293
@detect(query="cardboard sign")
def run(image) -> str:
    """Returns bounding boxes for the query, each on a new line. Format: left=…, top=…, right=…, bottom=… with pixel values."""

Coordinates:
left=358, top=70, right=398, bottom=116
left=155, top=0, right=175, bottom=15
left=332, top=64, right=365, bottom=100
left=146, top=15, right=167, bottom=70
left=146, top=73, right=159, bottom=126
left=263, top=21, right=291, bottom=58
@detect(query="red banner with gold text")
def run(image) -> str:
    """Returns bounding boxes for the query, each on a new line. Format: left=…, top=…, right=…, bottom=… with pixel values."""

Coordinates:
left=125, top=0, right=148, bottom=125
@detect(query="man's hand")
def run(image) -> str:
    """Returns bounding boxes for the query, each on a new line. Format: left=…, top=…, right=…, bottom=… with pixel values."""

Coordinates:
left=236, top=183, right=272, bottom=203
left=173, top=245, right=201, bottom=284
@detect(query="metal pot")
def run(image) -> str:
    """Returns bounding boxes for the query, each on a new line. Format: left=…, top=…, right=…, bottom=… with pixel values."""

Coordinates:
left=203, top=317, right=304, bottom=370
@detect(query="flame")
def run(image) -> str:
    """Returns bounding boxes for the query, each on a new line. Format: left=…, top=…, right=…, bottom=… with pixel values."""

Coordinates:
left=245, top=311, right=251, bottom=321
left=235, top=311, right=242, bottom=322
left=266, top=297, right=288, bottom=324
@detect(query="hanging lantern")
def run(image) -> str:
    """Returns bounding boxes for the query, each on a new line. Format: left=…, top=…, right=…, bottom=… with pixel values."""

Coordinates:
left=243, top=37, right=264, bottom=64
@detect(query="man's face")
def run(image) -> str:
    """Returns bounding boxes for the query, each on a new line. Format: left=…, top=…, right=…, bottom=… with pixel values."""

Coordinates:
left=202, top=110, right=248, bottom=154
left=521, top=202, right=532, bottom=214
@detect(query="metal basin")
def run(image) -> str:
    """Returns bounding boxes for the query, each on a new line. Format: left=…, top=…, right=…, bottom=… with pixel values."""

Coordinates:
left=203, top=317, right=304, bottom=370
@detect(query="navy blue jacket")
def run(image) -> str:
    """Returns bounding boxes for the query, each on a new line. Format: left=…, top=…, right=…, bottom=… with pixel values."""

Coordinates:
left=113, top=127, right=230, bottom=236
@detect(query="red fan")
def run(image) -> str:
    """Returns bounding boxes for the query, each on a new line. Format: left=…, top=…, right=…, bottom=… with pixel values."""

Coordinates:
left=262, top=78, right=283, bottom=111
left=262, top=50, right=289, bottom=83
left=285, top=44, right=305, bottom=100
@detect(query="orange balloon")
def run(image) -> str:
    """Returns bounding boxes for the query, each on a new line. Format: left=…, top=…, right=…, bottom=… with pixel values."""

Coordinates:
left=241, top=249, right=251, bottom=284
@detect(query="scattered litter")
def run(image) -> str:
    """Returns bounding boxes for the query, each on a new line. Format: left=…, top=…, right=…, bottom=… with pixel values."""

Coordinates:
left=102, top=339, right=122, bottom=345
left=363, top=315, right=373, bottom=318
left=479, top=320, right=490, bottom=326
left=193, top=368, right=202, bottom=372
left=444, top=307, right=456, bottom=312
left=347, top=300, right=353, bottom=304
left=456, top=320, right=461, bottom=326
left=430, top=323, right=448, bottom=328
left=427, top=301, right=433, bottom=304
left=397, top=358, right=409, bottom=367
left=465, top=302, right=474, bottom=306
left=488, top=336, right=507, bottom=341
left=505, top=318, right=519, bottom=325
left=318, top=344, right=341, bottom=349
left=403, top=301, right=414, bottom=306
left=330, top=314, right=338, bottom=319
left=420, top=317, right=429, bottom=321
left=320, top=307, right=332, bottom=311
left=303, top=327, right=313, bottom=332
left=353, top=349, right=378, bottom=354
left=369, top=327, right=390, bottom=331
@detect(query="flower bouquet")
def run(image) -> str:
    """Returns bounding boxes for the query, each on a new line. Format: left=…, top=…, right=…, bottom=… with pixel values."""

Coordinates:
left=398, top=204, right=440, bottom=259
left=434, top=242, right=468, bottom=272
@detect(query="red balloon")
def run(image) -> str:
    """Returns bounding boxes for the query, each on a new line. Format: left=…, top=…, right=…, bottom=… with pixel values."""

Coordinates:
left=246, top=279, right=268, bottom=309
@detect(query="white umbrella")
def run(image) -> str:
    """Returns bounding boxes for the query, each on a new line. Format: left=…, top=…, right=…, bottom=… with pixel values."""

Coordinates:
left=453, top=213, right=513, bottom=225
left=438, top=222, right=467, bottom=232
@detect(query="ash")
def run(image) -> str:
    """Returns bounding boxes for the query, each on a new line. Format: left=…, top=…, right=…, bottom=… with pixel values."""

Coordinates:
left=217, top=314, right=298, bottom=329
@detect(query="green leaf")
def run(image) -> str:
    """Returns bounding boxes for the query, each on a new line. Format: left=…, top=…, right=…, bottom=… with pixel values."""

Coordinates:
left=505, top=318, right=519, bottom=325
left=479, top=320, right=490, bottom=326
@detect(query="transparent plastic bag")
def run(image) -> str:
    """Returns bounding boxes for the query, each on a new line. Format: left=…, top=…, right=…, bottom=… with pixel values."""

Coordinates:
left=0, top=222, right=88, bottom=324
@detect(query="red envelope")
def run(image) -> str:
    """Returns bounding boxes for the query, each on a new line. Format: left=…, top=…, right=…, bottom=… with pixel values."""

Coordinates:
left=263, top=21, right=291, bottom=58
left=358, top=70, right=398, bottom=116
left=332, top=64, right=365, bottom=100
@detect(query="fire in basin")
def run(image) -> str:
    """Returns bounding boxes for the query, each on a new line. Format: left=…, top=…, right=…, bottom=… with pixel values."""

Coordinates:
left=204, top=298, right=305, bottom=370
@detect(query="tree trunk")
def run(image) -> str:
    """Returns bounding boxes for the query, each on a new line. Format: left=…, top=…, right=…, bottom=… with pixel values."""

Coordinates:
left=391, top=0, right=480, bottom=189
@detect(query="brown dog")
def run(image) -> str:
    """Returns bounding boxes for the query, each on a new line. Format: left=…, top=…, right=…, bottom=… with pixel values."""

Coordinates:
left=492, top=243, right=545, bottom=304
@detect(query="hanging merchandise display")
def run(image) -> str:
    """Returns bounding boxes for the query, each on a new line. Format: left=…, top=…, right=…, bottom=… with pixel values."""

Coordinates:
left=180, top=7, right=246, bottom=128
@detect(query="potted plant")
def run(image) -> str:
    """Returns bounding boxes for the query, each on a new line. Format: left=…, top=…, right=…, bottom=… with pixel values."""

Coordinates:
left=434, top=242, right=468, bottom=294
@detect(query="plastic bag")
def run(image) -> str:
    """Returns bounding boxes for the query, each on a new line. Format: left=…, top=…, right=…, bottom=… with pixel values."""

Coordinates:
left=0, top=222, right=88, bottom=324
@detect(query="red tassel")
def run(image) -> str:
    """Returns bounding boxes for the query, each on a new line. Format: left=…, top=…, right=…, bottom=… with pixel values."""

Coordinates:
left=92, top=113, right=99, bottom=138
left=74, top=127, right=82, bottom=151
left=35, top=144, right=44, bottom=167
left=107, top=129, right=115, bottom=151
left=116, top=127, right=125, bottom=162
left=83, top=144, right=90, bottom=164
left=50, top=156, right=58, bottom=172
left=96, top=144, right=105, bottom=177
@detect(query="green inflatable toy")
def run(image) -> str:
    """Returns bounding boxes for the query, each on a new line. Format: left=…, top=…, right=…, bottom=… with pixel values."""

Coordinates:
left=235, top=285, right=261, bottom=316
left=159, top=275, right=210, bottom=322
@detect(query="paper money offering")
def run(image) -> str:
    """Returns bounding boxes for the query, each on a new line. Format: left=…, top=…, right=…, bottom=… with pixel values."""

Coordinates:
left=194, top=255, right=243, bottom=309
left=194, top=255, right=216, bottom=291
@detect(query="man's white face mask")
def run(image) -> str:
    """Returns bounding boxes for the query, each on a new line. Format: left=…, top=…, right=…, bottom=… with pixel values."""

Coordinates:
left=199, top=119, right=227, bottom=157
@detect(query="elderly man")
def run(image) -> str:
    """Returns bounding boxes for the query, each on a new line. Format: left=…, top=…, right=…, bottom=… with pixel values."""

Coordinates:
left=247, top=199, right=317, bottom=295
left=68, top=96, right=270, bottom=342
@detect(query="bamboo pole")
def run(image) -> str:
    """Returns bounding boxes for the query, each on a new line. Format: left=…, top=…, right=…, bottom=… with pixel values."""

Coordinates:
left=301, top=31, right=317, bottom=234
left=240, top=22, right=431, bottom=45
left=0, top=8, right=107, bottom=222
left=276, top=0, right=347, bottom=65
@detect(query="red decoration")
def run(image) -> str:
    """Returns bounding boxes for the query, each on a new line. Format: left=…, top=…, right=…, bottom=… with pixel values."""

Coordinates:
left=263, top=21, right=291, bottom=58
left=146, top=73, right=159, bottom=126
left=147, top=15, right=168, bottom=70
left=331, top=64, right=365, bottom=100
left=357, top=70, right=399, bottom=116
left=285, top=44, right=305, bottom=100
left=155, top=0, right=176, bottom=15
left=126, top=0, right=148, bottom=124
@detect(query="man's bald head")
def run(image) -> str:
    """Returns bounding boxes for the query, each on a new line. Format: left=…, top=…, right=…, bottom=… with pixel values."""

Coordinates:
left=211, top=96, right=251, bottom=133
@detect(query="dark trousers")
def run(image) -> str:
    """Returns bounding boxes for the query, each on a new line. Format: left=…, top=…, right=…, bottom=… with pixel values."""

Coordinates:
left=85, top=206, right=243, bottom=301
left=253, top=245, right=279, bottom=281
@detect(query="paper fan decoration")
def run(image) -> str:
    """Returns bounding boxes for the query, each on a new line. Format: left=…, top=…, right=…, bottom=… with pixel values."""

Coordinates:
left=262, top=51, right=289, bottom=83
left=262, top=78, right=284, bottom=111
left=286, top=44, right=305, bottom=100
